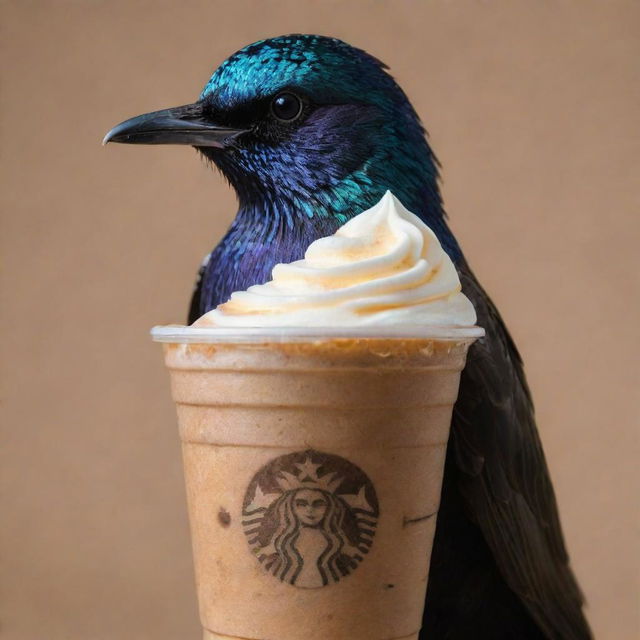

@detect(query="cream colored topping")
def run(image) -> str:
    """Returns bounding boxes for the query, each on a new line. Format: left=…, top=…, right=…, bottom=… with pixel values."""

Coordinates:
left=194, top=191, right=476, bottom=327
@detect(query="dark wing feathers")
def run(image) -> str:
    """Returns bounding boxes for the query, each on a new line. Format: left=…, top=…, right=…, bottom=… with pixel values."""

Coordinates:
left=187, top=253, right=209, bottom=325
left=454, top=262, right=591, bottom=640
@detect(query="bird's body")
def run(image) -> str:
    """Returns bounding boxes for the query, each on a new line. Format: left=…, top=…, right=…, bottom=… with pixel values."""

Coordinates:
left=107, top=35, right=591, bottom=640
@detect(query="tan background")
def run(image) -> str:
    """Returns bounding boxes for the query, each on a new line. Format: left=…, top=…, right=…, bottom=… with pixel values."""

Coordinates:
left=1, top=1, right=638, bottom=638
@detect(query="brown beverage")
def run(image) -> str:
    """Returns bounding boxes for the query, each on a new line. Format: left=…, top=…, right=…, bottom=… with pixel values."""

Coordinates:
left=153, top=326, right=482, bottom=640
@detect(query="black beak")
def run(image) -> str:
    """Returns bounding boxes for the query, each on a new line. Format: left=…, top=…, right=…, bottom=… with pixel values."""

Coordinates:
left=102, top=102, right=248, bottom=147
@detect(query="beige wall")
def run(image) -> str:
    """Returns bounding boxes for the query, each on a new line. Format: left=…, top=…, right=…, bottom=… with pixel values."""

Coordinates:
left=1, top=1, right=638, bottom=638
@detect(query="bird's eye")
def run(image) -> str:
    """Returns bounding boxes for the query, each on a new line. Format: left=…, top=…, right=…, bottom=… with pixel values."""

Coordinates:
left=271, top=92, right=303, bottom=121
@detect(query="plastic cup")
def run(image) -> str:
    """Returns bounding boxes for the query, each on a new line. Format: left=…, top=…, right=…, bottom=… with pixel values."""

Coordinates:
left=151, top=326, right=483, bottom=640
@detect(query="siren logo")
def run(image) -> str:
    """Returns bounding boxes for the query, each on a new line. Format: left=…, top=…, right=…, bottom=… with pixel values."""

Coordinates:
left=242, top=450, right=379, bottom=588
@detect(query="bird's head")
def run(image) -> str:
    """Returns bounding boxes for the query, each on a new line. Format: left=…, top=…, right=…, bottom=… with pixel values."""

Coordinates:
left=105, top=35, right=443, bottom=224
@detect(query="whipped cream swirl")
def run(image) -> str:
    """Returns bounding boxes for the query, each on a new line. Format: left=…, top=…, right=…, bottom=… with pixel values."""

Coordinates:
left=194, top=191, right=476, bottom=327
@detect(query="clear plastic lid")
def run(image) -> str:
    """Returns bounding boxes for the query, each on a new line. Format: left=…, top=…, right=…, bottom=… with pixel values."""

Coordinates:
left=150, top=325, right=485, bottom=344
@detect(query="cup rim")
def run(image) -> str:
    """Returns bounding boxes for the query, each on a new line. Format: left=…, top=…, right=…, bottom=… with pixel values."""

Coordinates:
left=151, top=324, right=485, bottom=344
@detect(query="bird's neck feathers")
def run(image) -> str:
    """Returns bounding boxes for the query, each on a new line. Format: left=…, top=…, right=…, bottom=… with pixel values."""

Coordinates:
left=215, top=111, right=461, bottom=259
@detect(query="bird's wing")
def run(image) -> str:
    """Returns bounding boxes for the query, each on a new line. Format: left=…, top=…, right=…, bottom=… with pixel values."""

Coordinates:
left=453, top=261, right=592, bottom=640
left=187, top=252, right=210, bottom=324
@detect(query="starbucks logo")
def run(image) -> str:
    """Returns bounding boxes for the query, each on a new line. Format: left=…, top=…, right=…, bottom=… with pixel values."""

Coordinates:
left=242, top=450, right=379, bottom=588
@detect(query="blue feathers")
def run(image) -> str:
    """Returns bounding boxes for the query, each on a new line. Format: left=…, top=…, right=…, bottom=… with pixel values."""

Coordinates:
left=201, top=35, right=393, bottom=106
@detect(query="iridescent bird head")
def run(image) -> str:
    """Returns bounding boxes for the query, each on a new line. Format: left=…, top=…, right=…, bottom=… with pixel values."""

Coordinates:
left=105, top=34, right=444, bottom=226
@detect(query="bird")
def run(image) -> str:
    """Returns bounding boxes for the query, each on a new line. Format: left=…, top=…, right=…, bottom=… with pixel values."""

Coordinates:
left=104, top=35, right=592, bottom=640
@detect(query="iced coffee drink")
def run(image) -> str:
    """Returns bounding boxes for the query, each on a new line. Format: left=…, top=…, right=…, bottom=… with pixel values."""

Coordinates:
left=152, top=193, right=483, bottom=640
